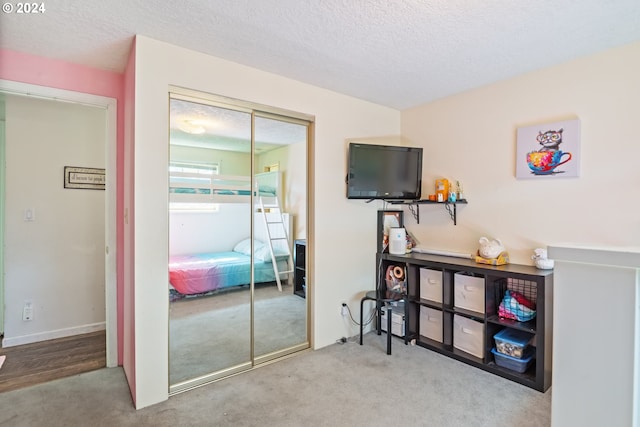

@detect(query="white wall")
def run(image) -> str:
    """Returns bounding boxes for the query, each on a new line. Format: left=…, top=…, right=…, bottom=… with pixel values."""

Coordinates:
left=3, top=94, right=106, bottom=346
left=258, top=141, right=307, bottom=239
left=170, top=144, right=250, bottom=175
left=547, top=246, right=639, bottom=427
left=129, top=35, right=400, bottom=408
left=123, top=39, right=136, bottom=397
left=401, top=41, right=640, bottom=264
left=169, top=205, right=250, bottom=256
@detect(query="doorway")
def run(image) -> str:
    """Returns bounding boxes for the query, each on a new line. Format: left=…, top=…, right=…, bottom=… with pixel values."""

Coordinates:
left=168, top=90, right=311, bottom=393
left=0, top=80, right=118, bottom=368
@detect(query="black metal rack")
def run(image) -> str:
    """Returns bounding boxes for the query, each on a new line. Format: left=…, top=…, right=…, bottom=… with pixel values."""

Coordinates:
left=388, top=199, right=468, bottom=225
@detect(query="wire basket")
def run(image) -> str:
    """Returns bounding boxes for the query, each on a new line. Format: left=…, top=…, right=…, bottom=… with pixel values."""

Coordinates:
left=496, top=278, right=537, bottom=322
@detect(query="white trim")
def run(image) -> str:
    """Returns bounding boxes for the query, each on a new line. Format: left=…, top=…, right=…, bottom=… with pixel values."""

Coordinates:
left=635, top=275, right=640, bottom=427
left=0, top=121, right=5, bottom=337
left=2, top=322, right=106, bottom=347
left=0, top=79, right=118, bottom=367
left=0, top=81, right=115, bottom=108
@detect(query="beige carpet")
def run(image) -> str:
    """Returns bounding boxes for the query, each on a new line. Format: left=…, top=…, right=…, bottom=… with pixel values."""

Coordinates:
left=169, top=283, right=307, bottom=384
left=0, top=333, right=551, bottom=427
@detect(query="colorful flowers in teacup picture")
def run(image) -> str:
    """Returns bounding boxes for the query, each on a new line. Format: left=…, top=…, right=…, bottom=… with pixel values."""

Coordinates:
left=516, top=118, right=580, bottom=179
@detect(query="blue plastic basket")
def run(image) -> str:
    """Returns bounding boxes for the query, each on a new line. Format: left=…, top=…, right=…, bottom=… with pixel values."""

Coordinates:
left=491, top=347, right=534, bottom=373
left=493, top=328, right=532, bottom=359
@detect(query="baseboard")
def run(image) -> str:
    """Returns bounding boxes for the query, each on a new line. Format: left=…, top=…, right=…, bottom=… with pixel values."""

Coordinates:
left=2, top=322, right=106, bottom=348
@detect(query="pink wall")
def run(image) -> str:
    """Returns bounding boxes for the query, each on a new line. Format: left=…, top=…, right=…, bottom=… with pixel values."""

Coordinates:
left=0, top=48, right=126, bottom=365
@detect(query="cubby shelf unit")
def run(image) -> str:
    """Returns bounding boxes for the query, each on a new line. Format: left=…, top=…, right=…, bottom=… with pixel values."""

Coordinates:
left=377, top=251, right=553, bottom=392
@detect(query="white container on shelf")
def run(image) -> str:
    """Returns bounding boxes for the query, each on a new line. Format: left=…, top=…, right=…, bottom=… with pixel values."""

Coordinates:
left=380, top=306, right=405, bottom=337
left=419, top=268, right=443, bottom=303
left=453, top=314, right=485, bottom=358
left=388, top=227, right=406, bottom=255
left=454, top=272, right=485, bottom=313
left=419, top=306, right=443, bottom=342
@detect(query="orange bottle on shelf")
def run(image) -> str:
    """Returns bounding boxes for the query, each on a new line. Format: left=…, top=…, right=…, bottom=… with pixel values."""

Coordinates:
left=435, top=178, right=449, bottom=202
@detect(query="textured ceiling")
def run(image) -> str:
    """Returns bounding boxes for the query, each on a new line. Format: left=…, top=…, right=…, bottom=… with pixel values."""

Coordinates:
left=170, top=98, right=307, bottom=152
left=1, top=1, right=640, bottom=110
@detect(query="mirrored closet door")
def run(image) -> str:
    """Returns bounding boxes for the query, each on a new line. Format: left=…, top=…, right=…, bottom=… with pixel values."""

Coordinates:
left=168, top=98, right=253, bottom=389
left=168, top=91, right=310, bottom=393
left=253, top=114, right=308, bottom=362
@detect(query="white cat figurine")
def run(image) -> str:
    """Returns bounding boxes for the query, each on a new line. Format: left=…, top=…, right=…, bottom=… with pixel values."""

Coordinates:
left=478, top=237, right=505, bottom=259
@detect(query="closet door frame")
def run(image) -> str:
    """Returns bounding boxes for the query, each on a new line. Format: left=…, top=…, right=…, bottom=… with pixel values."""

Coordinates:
left=168, top=87, right=313, bottom=395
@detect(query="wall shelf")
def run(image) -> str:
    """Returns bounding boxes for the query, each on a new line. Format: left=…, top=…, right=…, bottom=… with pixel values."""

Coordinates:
left=388, top=199, right=468, bottom=225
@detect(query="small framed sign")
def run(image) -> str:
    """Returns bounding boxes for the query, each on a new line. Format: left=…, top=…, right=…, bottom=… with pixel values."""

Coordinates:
left=64, top=166, right=106, bottom=190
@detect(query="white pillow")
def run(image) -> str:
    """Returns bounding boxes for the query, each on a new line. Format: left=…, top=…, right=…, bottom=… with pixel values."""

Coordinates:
left=233, top=238, right=265, bottom=256
left=254, top=245, right=289, bottom=262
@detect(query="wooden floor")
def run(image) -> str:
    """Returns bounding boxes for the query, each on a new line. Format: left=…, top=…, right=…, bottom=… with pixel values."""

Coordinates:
left=0, top=331, right=106, bottom=393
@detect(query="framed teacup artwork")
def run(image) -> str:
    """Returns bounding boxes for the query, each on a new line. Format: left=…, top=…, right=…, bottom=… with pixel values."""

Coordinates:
left=516, top=118, right=580, bottom=179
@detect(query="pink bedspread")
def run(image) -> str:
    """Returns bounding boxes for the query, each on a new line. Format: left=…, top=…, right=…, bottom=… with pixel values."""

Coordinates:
left=169, top=252, right=226, bottom=295
left=169, top=251, right=283, bottom=296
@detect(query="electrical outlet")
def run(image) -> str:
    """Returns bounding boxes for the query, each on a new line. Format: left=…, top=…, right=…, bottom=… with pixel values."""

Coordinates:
left=341, top=303, right=348, bottom=317
left=23, top=301, right=34, bottom=321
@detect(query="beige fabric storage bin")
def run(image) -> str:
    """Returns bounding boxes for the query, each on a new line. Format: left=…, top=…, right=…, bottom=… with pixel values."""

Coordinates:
left=419, top=306, right=443, bottom=342
left=420, top=268, right=443, bottom=303
left=454, top=273, right=485, bottom=313
left=453, top=314, right=485, bottom=358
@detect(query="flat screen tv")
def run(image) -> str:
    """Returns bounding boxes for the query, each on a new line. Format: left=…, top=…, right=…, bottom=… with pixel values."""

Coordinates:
left=346, top=143, right=423, bottom=200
